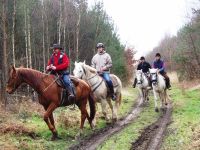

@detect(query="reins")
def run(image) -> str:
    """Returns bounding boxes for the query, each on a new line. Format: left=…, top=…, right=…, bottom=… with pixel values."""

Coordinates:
left=42, top=75, right=60, bottom=92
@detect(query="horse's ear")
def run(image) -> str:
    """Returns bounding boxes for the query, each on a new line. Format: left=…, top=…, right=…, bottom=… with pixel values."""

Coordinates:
left=83, top=60, right=86, bottom=64
left=75, top=61, right=77, bottom=65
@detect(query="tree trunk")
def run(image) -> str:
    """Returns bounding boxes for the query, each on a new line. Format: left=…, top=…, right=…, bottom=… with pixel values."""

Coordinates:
left=58, top=0, right=62, bottom=45
left=42, top=0, right=46, bottom=72
left=27, top=8, right=32, bottom=68
left=24, top=4, right=28, bottom=68
left=12, top=0, right=16, bottom=67
left=2, top=0, right=8, bottom=106
left=76, top=10, right=81, bottom=61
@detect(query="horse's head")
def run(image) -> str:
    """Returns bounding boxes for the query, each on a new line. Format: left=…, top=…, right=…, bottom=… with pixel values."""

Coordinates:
left=149, top=68, right=158, bottom=85
left=73, top=61, right=86, bottom=79
left=135, top=70, right=143, bottom=84
left=6, top=66, right=22, bottom=94
left=73, top=61, right=97, bottom=80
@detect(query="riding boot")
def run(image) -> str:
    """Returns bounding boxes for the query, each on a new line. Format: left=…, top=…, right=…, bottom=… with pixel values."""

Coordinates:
left=132, top=78, right=137, bottom=88
left=108, top=83, right=116, bottom=101
left=163, top=74, right=171, bottom=90
left=65, top=85, right=75, bottom=102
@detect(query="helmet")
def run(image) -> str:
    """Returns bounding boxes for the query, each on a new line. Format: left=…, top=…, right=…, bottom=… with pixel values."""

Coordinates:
left=53, top=44, right=62, bottom=50
left=155, top=53, right=161, bottom=57
left=140, top=56, right=145, bottom=60
left=96, top=43, right=104, bottom=49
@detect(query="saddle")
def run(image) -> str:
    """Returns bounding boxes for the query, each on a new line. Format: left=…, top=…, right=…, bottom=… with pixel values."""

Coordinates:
left=53, top=75, right=79, bottom=106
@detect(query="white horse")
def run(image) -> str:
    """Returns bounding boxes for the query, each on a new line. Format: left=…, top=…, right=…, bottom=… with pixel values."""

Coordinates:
left=149, top=68, right=168, bottom=112
left=135, top=70, right=150, bottom=103
left=73, top=61, right=122, bottom=122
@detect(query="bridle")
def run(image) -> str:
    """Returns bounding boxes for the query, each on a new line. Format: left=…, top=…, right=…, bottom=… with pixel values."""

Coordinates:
left=81, top=65, right=103, bottom=92
left=151, top=73, right=158, bottom=84
left=137, top=72, right=144, bottom=84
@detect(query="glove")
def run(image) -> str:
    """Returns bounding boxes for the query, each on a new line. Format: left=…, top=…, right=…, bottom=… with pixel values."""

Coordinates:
left=46, top=65, right=50, bottom=70
left=101, top=66, right=107, bottom=71
left=51, top=66, right=56, bottom=70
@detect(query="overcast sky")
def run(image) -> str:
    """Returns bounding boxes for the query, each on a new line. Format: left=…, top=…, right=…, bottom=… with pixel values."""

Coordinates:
left=88, top=0, right=199, bottom=58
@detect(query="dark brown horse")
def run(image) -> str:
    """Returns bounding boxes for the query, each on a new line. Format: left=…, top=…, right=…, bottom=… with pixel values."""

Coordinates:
left=6, top=66, right=96, bottom=140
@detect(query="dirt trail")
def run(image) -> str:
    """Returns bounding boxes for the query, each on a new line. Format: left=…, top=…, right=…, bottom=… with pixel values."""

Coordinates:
left=131, top=102, right=172, bottom=150
left=69, top=97, right=144, bottom=150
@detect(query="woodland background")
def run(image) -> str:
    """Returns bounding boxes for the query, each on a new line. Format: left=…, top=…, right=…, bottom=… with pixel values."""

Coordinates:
left=1, top=0, right=200, bottom=103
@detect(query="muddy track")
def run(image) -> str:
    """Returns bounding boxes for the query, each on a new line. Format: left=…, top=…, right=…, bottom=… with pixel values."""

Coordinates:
left=69, top=97, right=144, bottom=150
left=131, top=102, right=172, bottom=150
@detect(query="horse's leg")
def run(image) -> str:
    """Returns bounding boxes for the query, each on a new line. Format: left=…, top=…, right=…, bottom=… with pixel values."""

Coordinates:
left=101, top=99, right=109, bottom=121
left=138, top=88, right=143, bottom=103
left=164, top=90, right=168, bottom=105
left=146, top=89, right=149, bottom=102
left=112, top=92, right=121, bottom=122
left=107, top=98, right=115, bottom=121
left=159, top=92, right=164, bottom=110
left=49, top=113, right=61, bottom=139
left=43, top=103, right=58, bottom=140
left=76, top=100, right=89, bottom=138
left=153, top=89, right=159, bottom=112
left=142, top=89, right=146, bottom=102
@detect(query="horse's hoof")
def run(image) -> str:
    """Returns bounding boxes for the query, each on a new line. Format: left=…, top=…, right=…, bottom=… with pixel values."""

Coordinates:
left=91, top=122, right=95, bottom=129
left=155, top=108, right=159, bottom=112
left=147, top=97, right=149, bottom=101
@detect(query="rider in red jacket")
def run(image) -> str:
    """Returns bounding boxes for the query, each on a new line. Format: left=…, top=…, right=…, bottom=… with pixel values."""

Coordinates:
left=46, top=44, right=75, bottom=101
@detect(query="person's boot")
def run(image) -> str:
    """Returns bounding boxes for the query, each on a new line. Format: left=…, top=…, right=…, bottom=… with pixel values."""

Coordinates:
left=108, top=84, right=116, bottom=101
left=166, top=79, right=171, bottom=90
left=66, top=86, right=75, bottom=102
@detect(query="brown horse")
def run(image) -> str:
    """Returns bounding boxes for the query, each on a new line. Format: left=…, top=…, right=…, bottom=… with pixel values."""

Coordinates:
left=6, top=66, right=96, bottom=140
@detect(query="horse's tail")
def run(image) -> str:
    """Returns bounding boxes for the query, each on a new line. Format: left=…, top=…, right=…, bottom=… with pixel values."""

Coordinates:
left=88, top=93, right=96, bottom=121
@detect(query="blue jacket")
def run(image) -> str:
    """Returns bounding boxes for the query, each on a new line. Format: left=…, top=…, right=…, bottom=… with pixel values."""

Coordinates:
left=153, top=59, right=165, bottom=74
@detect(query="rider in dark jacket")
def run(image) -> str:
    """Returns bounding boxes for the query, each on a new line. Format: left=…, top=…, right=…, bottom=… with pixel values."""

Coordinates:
left=133, top=56, right=151, bottom=88
left=153, top=53, right=171, bottom=89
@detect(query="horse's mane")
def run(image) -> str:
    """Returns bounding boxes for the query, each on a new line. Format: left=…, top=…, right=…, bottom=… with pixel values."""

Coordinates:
left=17, top=68, right=49, bottom=85
left=84, top=64, right=97, bottom=73
left=79, top=62, right=97, bottom=73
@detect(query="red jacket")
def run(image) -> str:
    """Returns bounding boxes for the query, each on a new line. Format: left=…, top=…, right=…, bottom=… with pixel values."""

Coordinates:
left=47, top=51, right=70, bottom=71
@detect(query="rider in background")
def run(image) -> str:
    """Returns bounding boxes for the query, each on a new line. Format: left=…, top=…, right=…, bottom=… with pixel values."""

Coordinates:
left=153, top=53, right=171, bottom=90
left=46, top=44, right=75, bottom=101
left=133, top=56, right=151, bottom=88
left=91, top=43, right=116, bottom=100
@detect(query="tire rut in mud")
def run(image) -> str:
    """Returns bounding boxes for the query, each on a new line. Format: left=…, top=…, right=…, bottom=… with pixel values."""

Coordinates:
left=131, top=103, right=172, bottom=150
left=69, top=97, right=144, bottom=150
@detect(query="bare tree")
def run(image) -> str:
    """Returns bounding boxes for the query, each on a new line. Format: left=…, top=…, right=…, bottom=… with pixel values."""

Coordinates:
left=27, top=9, right=32, bottom=68
left=24, top=3, right=28, bottom=68
left=2, top=0, right=8, bottom=105
left=12, top=0, right=16, bottom=67
left=42, top=0, right=46, bottom=72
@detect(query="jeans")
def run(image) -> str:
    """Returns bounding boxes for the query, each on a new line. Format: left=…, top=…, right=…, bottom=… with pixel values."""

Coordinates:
left=62, top=74, right=74, bottom=94
left=101, top=73, right=114, bottom=94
